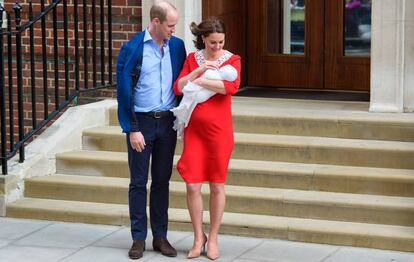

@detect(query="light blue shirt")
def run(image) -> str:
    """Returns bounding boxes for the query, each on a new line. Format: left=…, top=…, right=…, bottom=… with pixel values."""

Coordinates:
left=134, top=29, right=175, bottom=112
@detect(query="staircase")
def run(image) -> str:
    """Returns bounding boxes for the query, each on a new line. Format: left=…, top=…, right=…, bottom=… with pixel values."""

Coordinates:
left=6, top=97, right=414, bottom=252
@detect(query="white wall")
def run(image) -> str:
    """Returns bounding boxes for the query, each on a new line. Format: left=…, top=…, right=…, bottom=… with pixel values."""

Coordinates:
left=142, top=0, right=202, bottom=53
left=1, top=0, right=6, bottom=29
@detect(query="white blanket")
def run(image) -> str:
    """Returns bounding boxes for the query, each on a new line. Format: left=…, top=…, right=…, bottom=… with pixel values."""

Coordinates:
left=171, top=64, right=238, bottom=137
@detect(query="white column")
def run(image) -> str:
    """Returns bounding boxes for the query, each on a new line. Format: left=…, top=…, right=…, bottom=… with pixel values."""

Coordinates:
left=404, top=0, right=414, bottom=112
left=370, top=0, right=414, bottom=113
left=142, top=0, right=202, bottom=53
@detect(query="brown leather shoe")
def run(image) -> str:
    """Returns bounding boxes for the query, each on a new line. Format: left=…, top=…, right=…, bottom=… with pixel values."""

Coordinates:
left=128, top=240, right=145, bottom=259
left=153, top=238, right=177, bottom=257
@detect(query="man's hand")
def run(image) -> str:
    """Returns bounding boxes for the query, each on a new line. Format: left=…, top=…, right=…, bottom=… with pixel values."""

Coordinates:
left=130, top=131, right=146, bottom=152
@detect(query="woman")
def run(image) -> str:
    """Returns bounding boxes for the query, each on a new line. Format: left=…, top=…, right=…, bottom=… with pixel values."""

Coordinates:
left=173, top=17, right=241, bottom=260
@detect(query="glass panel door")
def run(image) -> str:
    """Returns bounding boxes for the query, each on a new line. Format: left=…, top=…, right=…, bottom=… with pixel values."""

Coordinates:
left=246, top=0, right=370, bottom=91
left=324, top=0, right=370, bottom=90
left=267, top=0, right=306, bottom=55
left=344, top=0, right=372, bottom=56
left=247, top=0, right=324, bottom=88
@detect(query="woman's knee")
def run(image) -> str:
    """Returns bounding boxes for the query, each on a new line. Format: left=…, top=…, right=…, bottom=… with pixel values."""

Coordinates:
left=186, top=183, right=202, bottom=196
left=209, top=183, right=225, bottom=195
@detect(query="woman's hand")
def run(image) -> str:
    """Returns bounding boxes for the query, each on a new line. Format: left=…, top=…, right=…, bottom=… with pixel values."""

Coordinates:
left=193, top=77, right=205, bottom=86
left=195, top=61, right=218, bottom=75
left=177, top=61, right=218, bottom=92
left=204, top=60, right=219, bottom=69
left=193, top=77, right=227, bottom=94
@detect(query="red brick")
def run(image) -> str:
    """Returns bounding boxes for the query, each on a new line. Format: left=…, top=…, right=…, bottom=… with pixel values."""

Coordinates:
left=112, top=0, right=128, bottom=6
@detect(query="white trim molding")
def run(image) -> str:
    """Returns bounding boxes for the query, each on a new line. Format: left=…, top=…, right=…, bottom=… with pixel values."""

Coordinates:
left=370, top=0, right=414, bottom=113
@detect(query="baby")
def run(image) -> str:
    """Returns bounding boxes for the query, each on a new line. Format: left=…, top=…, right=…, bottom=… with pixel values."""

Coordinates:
left=171, top=64, right=238, bottom=137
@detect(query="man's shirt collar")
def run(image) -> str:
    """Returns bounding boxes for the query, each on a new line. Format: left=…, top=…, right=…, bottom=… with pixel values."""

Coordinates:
left=144, top=28, right=170, bottom=47
left=143, top=29, right=152, bottom=43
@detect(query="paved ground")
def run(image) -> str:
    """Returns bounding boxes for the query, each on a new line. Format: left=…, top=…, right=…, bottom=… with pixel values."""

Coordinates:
left=0, top=217, right=413, bottom=262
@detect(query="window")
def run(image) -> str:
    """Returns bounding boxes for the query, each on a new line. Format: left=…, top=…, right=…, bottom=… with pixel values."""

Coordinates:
left=267, top=0, right=306, bottom=55
left=344, top=0, right=372, bottom=56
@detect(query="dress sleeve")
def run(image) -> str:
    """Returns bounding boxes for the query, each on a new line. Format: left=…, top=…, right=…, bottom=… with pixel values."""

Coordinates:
left=222, top=55, right=241, bottom=95
left=173, top=54, right=193, bottom=95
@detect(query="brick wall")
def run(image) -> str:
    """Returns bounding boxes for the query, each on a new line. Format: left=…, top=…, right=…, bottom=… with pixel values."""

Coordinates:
left=1, top=0, right=141, bottom=162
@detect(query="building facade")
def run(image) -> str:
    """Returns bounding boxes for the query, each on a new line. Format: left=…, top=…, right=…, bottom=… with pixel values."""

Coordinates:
left=142, top=0, right=414, bottom=113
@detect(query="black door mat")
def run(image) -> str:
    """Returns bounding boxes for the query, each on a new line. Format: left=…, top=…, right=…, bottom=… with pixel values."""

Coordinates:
left=235, top=87, right=370, bottom=102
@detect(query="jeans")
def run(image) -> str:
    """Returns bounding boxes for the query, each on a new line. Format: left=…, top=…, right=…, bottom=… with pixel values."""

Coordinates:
left=127, top=113, right=177, bottom=241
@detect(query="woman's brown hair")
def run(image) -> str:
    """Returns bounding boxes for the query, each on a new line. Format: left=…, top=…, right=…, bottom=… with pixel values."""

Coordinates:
left=190, top=17, right=226, bottom=50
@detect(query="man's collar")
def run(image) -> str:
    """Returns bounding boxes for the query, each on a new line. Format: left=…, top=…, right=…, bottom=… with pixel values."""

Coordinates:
left=143, top=29, right=152, bottom=43
left=144, top=28, right=170, bottom=46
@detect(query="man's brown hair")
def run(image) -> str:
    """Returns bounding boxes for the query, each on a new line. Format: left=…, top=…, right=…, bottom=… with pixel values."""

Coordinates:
left=150, top=1, right=176, bottom=23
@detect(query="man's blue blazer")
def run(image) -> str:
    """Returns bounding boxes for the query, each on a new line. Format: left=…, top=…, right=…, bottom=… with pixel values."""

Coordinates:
left=116, top=31, right=186, bottom=133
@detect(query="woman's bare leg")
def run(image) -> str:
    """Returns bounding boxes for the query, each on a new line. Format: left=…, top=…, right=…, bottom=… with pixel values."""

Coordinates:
left=186, top=183, right=207, bottom=258
left=207, top=182, right=225, bottom=260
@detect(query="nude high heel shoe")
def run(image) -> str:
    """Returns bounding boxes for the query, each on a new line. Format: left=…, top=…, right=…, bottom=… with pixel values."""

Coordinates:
left=207, top=242, right=220, bottom=260
left=187, top=233, right=207, bottom=259
left=207, top=250, right=220, bottom=260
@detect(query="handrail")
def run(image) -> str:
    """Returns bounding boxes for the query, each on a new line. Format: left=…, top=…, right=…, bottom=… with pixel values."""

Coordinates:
left=19, top=0, right=64, bottom=32
left=0, top=0, right=114, bottom=174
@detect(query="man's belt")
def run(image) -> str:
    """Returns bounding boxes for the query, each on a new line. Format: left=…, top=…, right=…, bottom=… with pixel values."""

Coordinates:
left=136, top=111, right=173, bottom=119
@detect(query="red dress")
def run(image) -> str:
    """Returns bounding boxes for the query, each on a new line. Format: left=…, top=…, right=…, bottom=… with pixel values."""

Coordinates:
left=173, top=50, right=241, bottom=183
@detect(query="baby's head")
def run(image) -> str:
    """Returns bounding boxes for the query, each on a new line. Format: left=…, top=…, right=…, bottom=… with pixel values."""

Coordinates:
left=203, top=65, right=237, bottom=82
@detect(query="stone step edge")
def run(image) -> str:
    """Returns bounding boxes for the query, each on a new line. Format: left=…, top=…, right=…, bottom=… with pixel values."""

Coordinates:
left=107, top=105, right=414, bottom=127
left=25, top=174, right=414, bottom=211
left=56, top=150, right=414, bottom=183
left=7, top=197, right=414, bottom=252
left=82, top=126, right=414, bottom=151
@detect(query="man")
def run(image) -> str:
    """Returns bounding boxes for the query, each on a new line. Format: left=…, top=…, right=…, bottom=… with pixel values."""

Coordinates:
left=116, top=1, right=186, bottom=259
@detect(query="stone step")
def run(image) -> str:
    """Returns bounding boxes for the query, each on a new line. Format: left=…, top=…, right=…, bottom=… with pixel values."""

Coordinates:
left=24, top=174, right=414, bottom=226
left=231, top=133, right=414, bottom=169
left=7, top=198, right=414, bottom=252
left=82, top=126, right=414, bottom=169
left=108, top=98, right=414, bottom=142
left=56, top=150, right=414, bottom=197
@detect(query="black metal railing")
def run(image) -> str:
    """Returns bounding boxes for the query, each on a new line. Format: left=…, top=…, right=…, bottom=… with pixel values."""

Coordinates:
left=0, top=0, right=114, bottom=175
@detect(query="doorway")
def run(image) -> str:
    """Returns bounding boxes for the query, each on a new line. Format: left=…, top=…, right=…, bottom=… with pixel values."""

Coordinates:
left=203, top=0, right=372, bottom=91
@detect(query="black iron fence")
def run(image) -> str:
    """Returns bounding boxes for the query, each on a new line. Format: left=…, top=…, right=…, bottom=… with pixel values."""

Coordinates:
left=0, top=0, right=114, bottom=175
